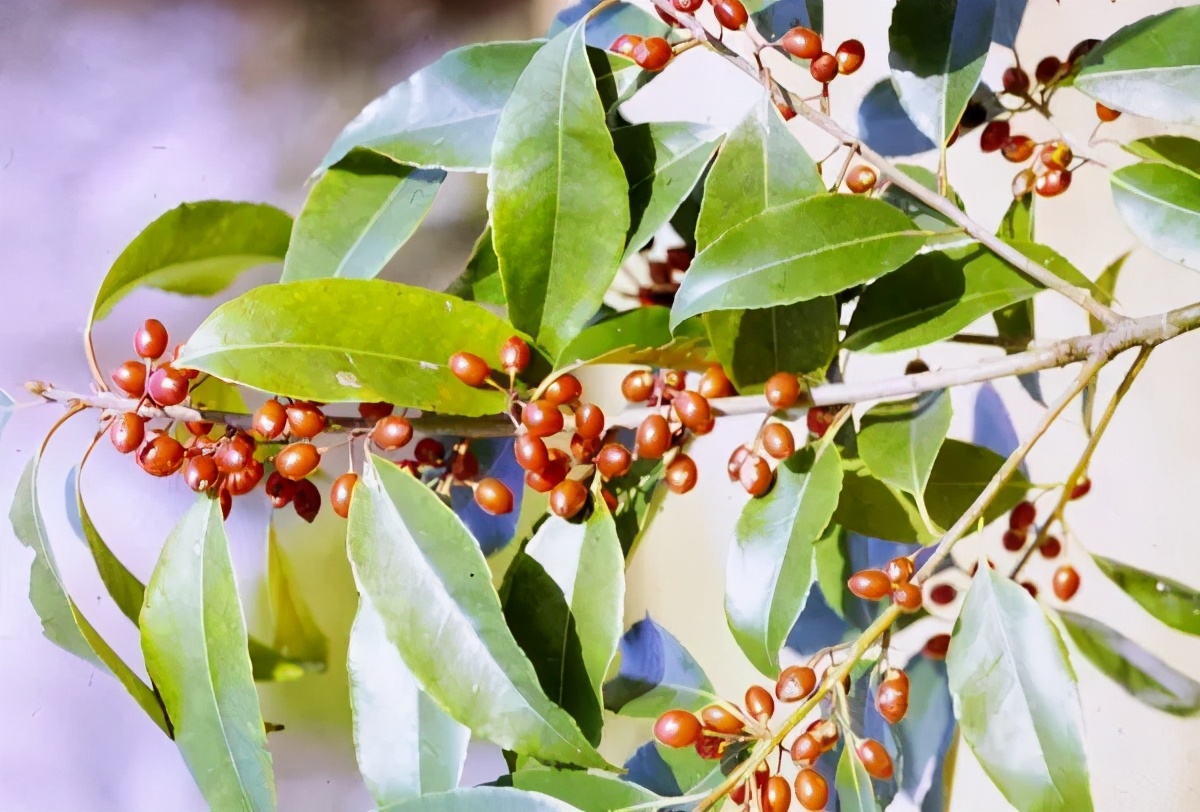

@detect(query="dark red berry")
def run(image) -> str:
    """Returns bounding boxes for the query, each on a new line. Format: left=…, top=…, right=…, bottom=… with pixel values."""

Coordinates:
left=414, top=437, right=445, bottom=465
left=1035, top=169, right=1072, bottom=197
left=633, top=37, right=673, bottom=72
left=266, top=471, right=296, bottom=508
left=573, top=403, right=605, bottom=439
left=146, top=365, right=190, bottom=407
left=449, top=352, right=491, bottom=387
left=110, top=413, right=145, bottom=454
left=856, top=739, right=893, bottom=780
left=330, top=472, right=358, bottom=519
left=848, top=570, right=891, bottom=600
left=544, top=374, right=583, bottom=406
left=523, top=400, right=565, bottom=438
left=790, top=733, right=822, bottom=768
left=761, top=423, right=796, bottom=460
left=781, top=26, right=822, bottom=60
left=1039, top=141, right=1073, bottom=171
left=621, top=370, right=655, bottom=402
left=1053, top=565, right=1081, bottom=600
left=712, top=0, right=748, bottom=31
left=499, top=336, right=530, bottom=374
left=372, top=415, right=413, bottom=451
left=1003, top=528, right=1027, bottom=551
left=673, top=391, right=712, bottom=434
left=1001, top=135, right=1035, bottom=162
left=611, top=34, right=642, bottom=58
left=1071, top=476, right=1092, bottom=499
left=357, top=402, right=394, bottom=424
left=526, top=449, right=570, bottom=493
left=806, top=405, right=838, bottom=438
left=514, top=434, right=550, bottom=473
left=923, top=633, right=951, bottom=659
left=765, top=372, right=801, bottom=409
left=835, top=39, right=865, bottom=75
left=111, top=360, right=147, bottom=397
left=810, top=53, right=838, bottom=83
left=980, top=119, right=1010, bottom=152
left=226, top=458, right=264, bottom=496
left=1095, top=102, right=1121, bottom=122
left=930, top=583, right=958, bottom=605
left=133, top=319, right=169, bottom=360
left=673, top=0, right=704, bottom=12
left=1002, top=66, right=1030, bottom=95
left=1040, top=536, right=1063, bottom=558
left=1022, top=581, right=1039, bottom=598
left=286, top=402, right=327, bottom=439
left=635, top=414, right=672, bottom=459
left=596, top=443, right=632, bottom=479
left=1010, top=500, right=1036, bottom=530
left=138, top=434, right=185, bottom=477
left=450, top=450, right=479, bottom=481
left=184, top=421, right=213, bottom=437
left=1035, top=56, right=1062, bottom=84
left=293, top=478, right=321, bottom=523
left=183, top=455, right=218, bottom=492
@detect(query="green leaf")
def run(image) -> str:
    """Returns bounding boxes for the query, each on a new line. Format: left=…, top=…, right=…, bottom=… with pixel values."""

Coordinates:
left=176, top=279, right=517, bottom=416
left=947, top=568, right=1092, bottom=812
left=603, top=616, right=718, bottom=717
left=859, top=390, right=953, bottom=510
left=555, top=307, right=712, bottom=371
left=282, top=150, right=444, bottom=282
left=704, top=297, right=838, bottom=391
left=836, top=743, right=881, bottom=812
left=447, top=226, right=506, bottom=308
left=1124, top=135, right=1200, bottom=178
left=550, top=0, right=669, bottom=46
left=995, top=198, right=1043, bottom=401
left=998, top=195, right=1033, bottom=241
left=267, top=524, right=327, bottom=668
left=880, top=164, right=966, bottom=234
left=490, top=23, right=630, bottom=357
left=844, top=242, right=1092, bottom=352
left=607, top=456, right=667, bottom=558
left=1060, top=611, right=1200, bottom=716
left=1076, top=7, right=1200, bottom=125
left=671, top=196, right=925, bottom=329
left=526, top=507, right=624, bottom=698
left=347, top=455, right=609, bottom=768
left=1089, top=251, right=1127, bottom=336
left=88, top=201, right=291, bottom=330
left=513, top=769, right=659, bottom=812
left=379, top=787, right=583, bottom=812
left=1093, top=556, right=1200, bottom=636
left=613, top=122, right=722, bottom=259
left=834, top=457, right=935, bottom=545
left=348, top=592, right=470, bottom=806
left=140, top=497, right=276, bottom=811
left=12, top=455, right=171, bottom=735
left=695, top=95, right=823, bottom=249
left=726, top=443, right=843, bottom=675
left=321, top=41, right=544, bottom=173
left=1111, top=161, right=1200, bottom=272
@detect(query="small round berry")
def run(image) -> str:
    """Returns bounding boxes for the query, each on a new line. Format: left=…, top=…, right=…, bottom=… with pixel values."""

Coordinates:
left=293, top=478, right=322, bottom=523
left=712, top=0, right=748, bottom=31
left=185, top=420, right=213, bottom=437
left=358, top=401, right=394, bottom=424
left=698, top=364, right=737, bottom=399
left=673, top=391, right=712, bottom=434
left=526, top=449, right=570, bottom=493
left=665, top=454, right=698, bottom=495
left=808, top=718, right=840, bottom=751
left=662, top=369, right=686, bottom=391
left=1071, top=476, right=1092, bottom=499
left=1001, top=135, right=1035, bottom=162
left=781, top=26, right=822, bottom=60
left=499, top=336, right=530, bottom=374
left=765, top=372, right=802, bottom=409
left=522, top=400, right=565, bottom=438
left=218, top=487, right=233, bottom=519
left=414, top=437, right=446, bottom=465
left=147, top=365, right=190, bottom=407
left=475, top=477, right=514, bottom=516
left=1011, top=167, right=1037, bottom=198
left=372, top=415, right=413, bottom=451
left=1040, top=536, right=1063, bottom=558
left=610, top=34, right=643, bottom=58
left=694, top=733, right=723, bottom=760
left=596, top=443, right=633, bottom=479
left=930, top=583, right=958, bottom=605
left=449, top=352, right=491, bottom=387
left=573, top=403, right=605, bottom=440
left=226, top=458, right=264, bottom=496
left=514, top=434, right=550, bottom=473
left=1068, top=38, right=1100, bottom=64
left=110, top=413, right=145, bottom=454
left=892, top=582, right=923, bottom=612
left=266, top=471, right=295, bottom=508
left=923, top=633, right=951, bottom=659
left=635, top=414, right=672, bottom=459
left=775, top=101, right=796, bottom=121
left=570, top=433, right=601, bottom=464
left=138, top=434, right=185, bottom=477
left=1039, top=141, right=1073, bottom=171
left=835, top=39, right=865, bottom=75
left=807, top=406, right=838, bottom=438
left=790, top=733, right=822, bottom=768
left=275, top=442, right=321, bottom=481
left=253, top=399, right=287, bottom=439
left=810, top=52, right=838, bottom=83
left=1010, top=500, right=1036, bottom=530
left=727, top=445, right=751, bottom=482
left=666, top=247, right=692, bottom=271
left=1035, top=56, right=1062, bottom=84
left=846, top=165, right=877, bottom=194
left=286, top=402, right=327, bottom=439
left=632, top=37, right=673, bottom=72
left=904, top=357, right=930, bottom=376
left=1035, top=169, right=1072, bottom=197
left=1053, top=565, right=1081, bottom=601
left=215, top=432, right=256, bottom=474
left=133, top=319, right=169, bottom=360
left=1022, top=581, right=1039, bottom=598
left=764, top=776, right=791, bottom=812
left=621, top=370, right=655, bottom=402
left=876, top=676, right=909, bottom=725
left=111, top=361, right=147, bottom=397
left=794, top=769, right=829, bottom=811
left=980, top=119, right=1011, bottom=153
left=1095, top=102, right=1121, bottom=122
left=654, top=710, right=702, bottom=748
left=761, top=423, right=796, bottom=460
left=329, top=472, right=358, bottom=519
left=885, top=556, right=914, bottom=584
left=451, top=450, right=479, bottom=481
left=1003, top=528, right=1027, bottom=552
left=549, top=479, right=588, bottom=519
left=700, top=705, right=744, bottom=735
left=848, top=570, right=891, bottom=600
left=544, top=374, right=583, bottom=406
left=856, top=738, right=894, bottom=780
left=745, top=685, right=774, bottom=721
left=673, top=0, right=704, bottom=12
left=1002, top=66, right=1030, bottom=95
left=739, top=454, right=774, bottom=497
left=183, top=455, right=218, bottom=492
left=776, top=665, right=817, bottom=702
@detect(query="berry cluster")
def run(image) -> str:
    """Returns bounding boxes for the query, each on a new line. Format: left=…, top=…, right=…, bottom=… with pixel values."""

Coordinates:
left=1001, top=494, right=1084, bottom=601
left=847, top=555, right=923, bottom=612
left=778, top=26, right=864, bottom=86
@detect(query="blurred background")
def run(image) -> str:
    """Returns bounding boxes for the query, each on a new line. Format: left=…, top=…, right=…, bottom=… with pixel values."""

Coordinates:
left=2, top=0, right=1199, bottom=809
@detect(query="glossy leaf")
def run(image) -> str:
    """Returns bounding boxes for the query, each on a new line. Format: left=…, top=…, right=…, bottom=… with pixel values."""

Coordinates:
left=450, top=438, right=524, bottom=555
left=671, top=196, right=925, bottom=329
left=446, top=226, right=506, bottom=308
left=490, top=23, right=630, bottom=358
left=283, top=151, right=444, bottom=282
left=726, top=443, right=843, bottom=675
left=513, top=769, right=658, bottom=812
left=140, top=497, right=276, bottom=811
left=751, top=0, right=823, bottom=39
left=555, top=307, right=712, bottom=372
left=1093, top=556, right=1200, bottom=636
left=267, top=524, right=327, bottom=668
left=549, top=0, right=668, bottom=47
left=844, top=242, right=1092, bottom=352
left=1111, top=161, right=1200, bottom=272
left=605, top=451, right=666, bottom=558
left=834, top=458, right=934, bottom=545
left=348, top=592, right=470, bottom=806
left=784, top=577, right=851, bottom=657
left=603, top=615, right=718, bottom=716
left=613, top=122, right=722, bottom=259
left=695, top=95, right=823, bottom=249
left=89, top=201, right=290, bottom=330
left=377, top=787, right=583, bottom=812
left=321, top=41, right=543, bottom=173
left=998, top=195, right=1033, bottom=241
left=858, top=389, right=953, bottom=508
left=704, top=297, right=838, bottom=391
left=892, top=656, right=957, bottom=812
left=995, top=197, right=1043, bottom=401
left=1060, top=611, right=1200, bottom=716
left=836, top=744, right=880, bottom=812
left=947, top=568, right=1092, bottom=812
left=176, top=280, right=517, bottom=416
left=889, top=0, right=996, bottom=144
left=856, top=80, right=937, bottom=157
left=1076, top=7, right=1200, bottom=125
left=879, top=164, right=965, bottom=234
left=1090, top=251, right=1128, bottom=336
left=1124, top=135, right=1200, bottom=177
left=346, top=455, right=608, bottom=768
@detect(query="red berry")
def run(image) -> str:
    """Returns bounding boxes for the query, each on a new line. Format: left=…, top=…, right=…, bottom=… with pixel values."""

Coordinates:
left=214, top=434, right=253, bottom=474
left=544, top=374, right=583, bottom=406
left=266, top=471, right=296, bottom=508
left=1071, top=476, right=1092, bottom=499
left=330, top=472, right=358, bottom=519
left=293, top=478, right=321, bottom=523
left=596, top=444, right=632, bottom=479
left=923, top=633, right=951, bottom=659
left=810, top=52, right=838, bottom=83
left=1053, top=565, right=1081, bottom=601
left=499, top=336, right=530, bottom=374
left=183, top=455, right=218, bottom=492
left=885, top=556, right=915, bottom=584
left=621, top=370, right=655, bottom=402
left=776, top=665, right=816, bottom=702
left=449, top=352, right=491, bottom=387
left=765, top=372, right=801, bottom=409
left=514, top=434, right=550, bottom=473
left=761, top=423, right=796, bottom=460
left=110, top=413, right=145, bottom=454
left=673, top=0, right=704, bottom=12
left=739, top=453, right=774, bottom=497
left=856, top=739, right=893, bottom=780
left=712, top=0, right=748, bottom=31
left=1039, top=141, right=1073, bottom=171
left=219, top=486, right=233, bottom=519
left=1002, top=66, right=1030, bottom=95
left=846, top=165, right=877, bottom=193
left=632, top=37, right=673, bottom=72
left=980, top=119, right=1010, bottom=152
left=654, top=710, right=702, bottom=748
left=573, top=402, right=605, bottom=440
left=763, top=776, right=792, bottom=812
left=184, top=420, right=213, bottom=437
left=133, top=319, right=169, bottom=360
left=475, top=477, right=514, bottom=516
left=111, top=360, right=148, bottom=397
left=147, top=365, right=190, bottom=407
left=1095, top=102, right=1121, bottom=122
left=930, top=583, right=958, bottom=605
left=569, top=432, right=601, bottom=464
left=727, top=445, right=751, bottom=482
left=549, top=479, right=588, bottom=519
left=526, top=449, right=570, bottom=493
left=673, top=391, right=712, bottom=434
left=450, top=450, right=479, bottom=481
left=1039, top=536, right=1063, bottom=558
left=1010, top=500, right=1036, bottom=530
left=1035, top=56, right=1062, bottom=84
left=697, top=365, right=736, bottom=401
left=892, top=582, right=923, bottom=612
left=226, top=458, right=264, bottom=496
left=745, top=685, right=775, bottom=721
left=1022, top=581, right=1039, bottom=598
left=137, top=434, right=185, bottom=477
left=357, top=402, right=394, bottom=424
left=1068, top=39, right=1100, bottom=64
left=253, top=399, right=287, bottom=440
left=665, top=454, right=698, bottom=495
left=848, top=570, right=891, bottom=600
left=1003, top=528, right=1027, bottom=551
left=781, top=26, right=822, bottom=60
left=807, top=406, right=838, bottom=438
left=610, top=34, right=643, bottom=58
left=1012, top=167, right=1037, bottom=198
left=372, top=415, right=413, bottom=451
left=795, top=769, right=828, bottom=811
left=275, top=442, right=321, bottom=481
left=414, top=437, right=445, bottom=465
left=286, top=402, right=327, bottom=439
left=790, top=733, right=822, bottom=768
left=635, top=414, right=672, bottom=459
left=835, top=39, right=865, bottom=75
left=523, top=400, right=565, bottom=438
left=1001, top=135, right=1035, bottom=162
left=1035, top=169, right=1072, bottom=197
left=694, top=733, right=723, bottom=760
left=700, top=704, right=745, bottom=735
left=876, top=673, right=910, bottom=724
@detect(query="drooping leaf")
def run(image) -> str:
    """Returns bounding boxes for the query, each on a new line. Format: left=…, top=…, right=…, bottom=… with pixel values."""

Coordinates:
left=377, top=786, right=584, bottom=812
left=176, top=279, right=518, bottom=416
left=888, top=0, right=997, bottom=144
left=726, top=443, right=843, bottom=675
left=348, top=592, right=470, bottom=807
left=836, top=743, right=880, bottom=812
left=346, top=455, right=609, bottom=768
left=267, top=524, right=327, bottom=668
left=613, top=122, right=722, bottom=259
left=1060, top=611, right=1200, bottom=716
left=282, top=150, right=444, bottom=282
left=1124, top=135, right=1200, bottom=177
left=140, top=497, right=276, bottom=811
left=892, top=656, right=957, bottom=812
left=844, top=242, right=1092, bottom=352
left=513, top=769, right=659, bottom=812
left=555, top=307, right=712, bottom=372
left=751, top=0, right=823, bottom=39
left=834, top=458, right=933, bottom=545
left=1111, top=161, right=1200, bottom=272
left=704, top=297, right=838, bottom=391
left=695, top=95, right=823, bottom=249
left=549, top=0, right=668, bottom=47
left=858, top=389, right=953, bottom=509
left=1093, top=556, right=1200, bottom=636
left=1089, top=252, right=1128, bottom=336
left=993, top=299, right=1044, bottom=404
left=856, top=79, right=937, bottom=157
left=998, top=195, right=1033, bottom=241
left=947, top=568, right=1092, bottom=812
left=603, top=615, right=718, bottom=717
left=490, top=23, right=630, bottom=358
left=671, top=196, right=926, bottom=329
left=1075, top=7, right=1200, bottom=125
left=321, top=41, right=543, bottom=173
left=88, top=201, right=291, bottom=330
left=879, top=164, right=965, bottom=235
